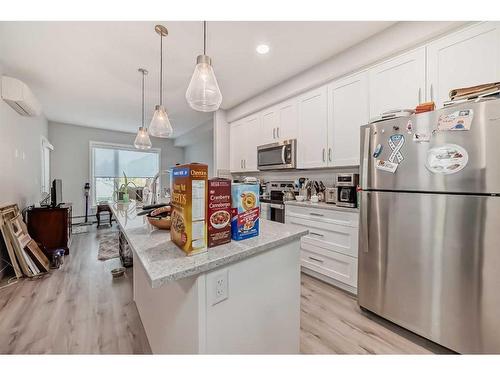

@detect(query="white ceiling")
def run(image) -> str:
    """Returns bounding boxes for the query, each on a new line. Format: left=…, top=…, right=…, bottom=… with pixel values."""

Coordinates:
left=0, top=21, right=394, bottom=136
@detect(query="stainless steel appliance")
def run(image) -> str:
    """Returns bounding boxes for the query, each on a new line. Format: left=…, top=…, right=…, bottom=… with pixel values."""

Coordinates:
left=335, top=173, right=359, bottom=208
left=358, top=99, right=500, bottom=354
left=324, top=187, right=337, bottom=204
left=261, top=181, right=296, bottom=223
left=257, top=139, right=296, bottom=170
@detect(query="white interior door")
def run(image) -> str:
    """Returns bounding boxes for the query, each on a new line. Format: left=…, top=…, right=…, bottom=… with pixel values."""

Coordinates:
left=427, top=22, right=500, bottom=108
left=328, top=71, right=369, bottom=166
left=41, top=136, right=54, bottom=194
left=369, top=47, right=426, bottom=118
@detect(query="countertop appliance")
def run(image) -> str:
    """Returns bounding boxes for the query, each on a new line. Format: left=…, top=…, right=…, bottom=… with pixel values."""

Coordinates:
left=260, top=180, right=296, bottom=223
left=324, top=187, right=337, bottom=204
left=335, top=173, right=358, bottom=208
left=257, top=139, right=296, bottom=170
left=358, top=99, right=500, bottom=354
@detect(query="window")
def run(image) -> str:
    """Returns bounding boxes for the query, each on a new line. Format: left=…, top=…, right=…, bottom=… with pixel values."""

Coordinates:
left=90, top=142, right=160, bottom=205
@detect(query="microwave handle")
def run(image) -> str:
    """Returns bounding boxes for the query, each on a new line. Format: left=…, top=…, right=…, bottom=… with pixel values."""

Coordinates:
left=281, top=145, right=286, bottom=164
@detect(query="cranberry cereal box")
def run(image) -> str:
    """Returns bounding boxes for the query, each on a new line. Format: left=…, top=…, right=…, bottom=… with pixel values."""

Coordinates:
left=170, top=163, right=208, bottom=255
left=207, top=178, right=232, bottom=248
left=231, top=183, right=260, bottom=241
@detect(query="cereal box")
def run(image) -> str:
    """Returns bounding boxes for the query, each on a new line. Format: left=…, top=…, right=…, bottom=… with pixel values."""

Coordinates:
left=170, top=163, right=208, bottom=255
left=231, top=183, right=260, bottom=241
left=207, top=178, right=232, bottom=248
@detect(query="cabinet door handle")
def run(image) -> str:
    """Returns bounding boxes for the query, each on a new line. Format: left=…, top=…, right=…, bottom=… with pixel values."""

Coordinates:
left=273, top=128, right=276, bottom=139
left=243, top=159, right=246, bottom=169
left=309, top=212, right=324, bottom=217
left=310, top=232, right=324, bottom=238
left=430, top=84, right=434, bottom=101
left=322, top=148, right=326, bottom=162
left=418, top=87, right=422, bottom=103
left=308, top=256, right=324, bottom=263
left=240, top=159, right=243, bottom=169
left=277, top=127, right=280, bottom=138
left=328, top=148, right=332, bottom=162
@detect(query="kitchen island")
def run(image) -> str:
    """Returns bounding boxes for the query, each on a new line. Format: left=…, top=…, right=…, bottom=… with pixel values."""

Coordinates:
left=110, top=202, right=307, bottom=354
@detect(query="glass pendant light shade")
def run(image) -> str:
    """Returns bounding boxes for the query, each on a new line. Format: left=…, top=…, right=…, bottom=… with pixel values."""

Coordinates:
left=149, top=104, right=173, bottom=137
left=186, top=55, right=222, bottom=112
left=134, top=126, right=152, bottom=149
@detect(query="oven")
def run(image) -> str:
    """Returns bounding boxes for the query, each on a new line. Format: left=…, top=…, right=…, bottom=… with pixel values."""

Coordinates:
left=257, top=139, right=296, bottom=170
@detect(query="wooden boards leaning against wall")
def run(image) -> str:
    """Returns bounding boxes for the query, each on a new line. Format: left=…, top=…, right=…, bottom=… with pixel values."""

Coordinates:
left=0, top=203, right=50, bottom=280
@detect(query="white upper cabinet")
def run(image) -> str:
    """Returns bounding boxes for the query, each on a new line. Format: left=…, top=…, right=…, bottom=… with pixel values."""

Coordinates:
left=328, top=71, right=369, bottom=166
left=230, top=119, right=245, bottom=173
left=297, top=85, right=329, bottom=169
left=261, top=107, right=279, bottom=145
left=229, top=114, right=261, bottom=173
left=277, top=98, right=298, bottom=141
left=427, top=22, right=500, bottom=108
left=243, top=114, right=261, bottom=171
left=369, top=47, right=426, bottom=118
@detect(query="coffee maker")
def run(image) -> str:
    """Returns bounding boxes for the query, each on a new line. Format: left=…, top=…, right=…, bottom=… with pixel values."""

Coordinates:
left=335, top=173, right=359, bottom=208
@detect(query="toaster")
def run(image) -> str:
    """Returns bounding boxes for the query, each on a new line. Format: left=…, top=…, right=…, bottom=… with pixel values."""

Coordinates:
left=324, top=187, right=337, bottom=204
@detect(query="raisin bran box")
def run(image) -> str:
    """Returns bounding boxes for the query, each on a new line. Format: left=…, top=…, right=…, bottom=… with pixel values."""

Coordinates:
left=207, top=178, right=232, bottom=248
left=170, top=163, right=208, bottom=256
left=231, top=183, right=260, bottom=241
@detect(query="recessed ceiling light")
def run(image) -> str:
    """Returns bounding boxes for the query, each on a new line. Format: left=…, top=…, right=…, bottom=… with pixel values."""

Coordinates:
left=256, top=44, right=270, bottom=54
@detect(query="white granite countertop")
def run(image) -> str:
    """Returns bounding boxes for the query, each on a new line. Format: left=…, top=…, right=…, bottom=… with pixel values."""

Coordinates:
left=110, top=202, right=308, bottom=288
left=285, top=200, right=359, bottom=213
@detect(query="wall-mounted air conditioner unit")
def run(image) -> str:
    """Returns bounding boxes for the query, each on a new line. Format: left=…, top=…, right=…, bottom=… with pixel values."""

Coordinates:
left=1, top=75, right=42, bottom=117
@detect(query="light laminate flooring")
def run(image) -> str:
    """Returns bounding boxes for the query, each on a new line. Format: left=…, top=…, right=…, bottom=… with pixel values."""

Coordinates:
left=0, top=227, right=447, bottom=354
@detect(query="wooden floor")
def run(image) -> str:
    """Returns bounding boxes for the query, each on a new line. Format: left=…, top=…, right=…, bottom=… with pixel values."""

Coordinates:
left=0, top=227, right=446, bottom=354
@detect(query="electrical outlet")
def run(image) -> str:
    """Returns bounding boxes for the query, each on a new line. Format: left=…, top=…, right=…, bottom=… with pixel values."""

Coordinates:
left=212, top=269, right=228, bottom=305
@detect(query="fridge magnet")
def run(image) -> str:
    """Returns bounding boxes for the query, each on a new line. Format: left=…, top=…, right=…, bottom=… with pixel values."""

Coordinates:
left=375, top=159, right=398, bottom=173
left=437, top=109, right=473, bottom=131
left=388, top=134, right=405, bottom=164
left=406, top=120, right=413, bottom=133
left=373, top=143, right=383, bottom=158
left=412, top=133, right=430, bottom=143
left=425, top=144, right=469, bottom=175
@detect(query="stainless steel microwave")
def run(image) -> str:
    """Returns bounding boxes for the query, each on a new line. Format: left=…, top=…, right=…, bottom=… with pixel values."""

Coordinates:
left=257, top=139, right=296, bottom=170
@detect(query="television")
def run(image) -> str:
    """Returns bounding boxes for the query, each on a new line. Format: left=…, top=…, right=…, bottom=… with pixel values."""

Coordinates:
left=51, top=179, right=63, bottom=207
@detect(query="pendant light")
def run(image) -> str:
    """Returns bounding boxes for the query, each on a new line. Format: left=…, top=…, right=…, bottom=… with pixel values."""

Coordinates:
left=185, top=21, right=222, bottom=112
left=134, top=68, right=152, bottom=150
left=149, top=25, right=174, bottom=138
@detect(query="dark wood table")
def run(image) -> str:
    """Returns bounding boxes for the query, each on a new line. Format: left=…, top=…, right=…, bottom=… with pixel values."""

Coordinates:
left=96, top=203, right=113, bottom=228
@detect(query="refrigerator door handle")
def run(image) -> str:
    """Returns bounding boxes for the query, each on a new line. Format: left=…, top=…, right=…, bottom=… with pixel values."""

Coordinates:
left=360, top=191, right=370, bottom=253
left=361, top=127, right=371, bottom=190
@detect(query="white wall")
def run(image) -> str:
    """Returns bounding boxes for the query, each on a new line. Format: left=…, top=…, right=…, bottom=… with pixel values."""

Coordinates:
left=48, top=121, right=184, bottom=219
left=226, top=21, right=468, bottom=122
left=0, top=64, right=49, bottom=279
left=184, top=131, right=214, bottom=178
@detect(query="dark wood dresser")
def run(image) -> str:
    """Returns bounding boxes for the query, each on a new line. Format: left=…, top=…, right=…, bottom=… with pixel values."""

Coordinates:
left=26, top=204, right=72, bottom=255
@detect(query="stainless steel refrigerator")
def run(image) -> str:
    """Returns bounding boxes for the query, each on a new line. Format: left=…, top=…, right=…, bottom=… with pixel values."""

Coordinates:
left=358, top=99, right=500, bottom=354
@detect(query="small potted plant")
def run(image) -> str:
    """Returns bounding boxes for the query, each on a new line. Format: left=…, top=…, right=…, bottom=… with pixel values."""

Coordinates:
left=115, top=172, right=136, bottom=203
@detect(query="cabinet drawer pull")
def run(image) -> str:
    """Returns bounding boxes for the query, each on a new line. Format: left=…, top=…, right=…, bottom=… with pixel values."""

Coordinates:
left=308, top=256, right=324, bottom=263
left=309, top=232, right=324, bottom=238
left=309, top=212, right=324, bottom=217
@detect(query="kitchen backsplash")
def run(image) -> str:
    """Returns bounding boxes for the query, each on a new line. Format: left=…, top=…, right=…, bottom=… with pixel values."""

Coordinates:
left=232, top=166, right=359, bottom=187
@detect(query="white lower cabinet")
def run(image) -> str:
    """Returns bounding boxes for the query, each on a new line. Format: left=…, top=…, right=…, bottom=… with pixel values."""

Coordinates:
left=286, top=204, right=359, bottom=294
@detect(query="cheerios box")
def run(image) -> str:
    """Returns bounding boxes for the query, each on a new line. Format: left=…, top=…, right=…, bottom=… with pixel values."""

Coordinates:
left=170, top=163, right=208, bottom=256
left=231, top=183, right=260, bottom=241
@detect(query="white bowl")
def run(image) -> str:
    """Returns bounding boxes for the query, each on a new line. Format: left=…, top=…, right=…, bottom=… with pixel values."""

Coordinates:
left=296, top=195, right=306, bottom=202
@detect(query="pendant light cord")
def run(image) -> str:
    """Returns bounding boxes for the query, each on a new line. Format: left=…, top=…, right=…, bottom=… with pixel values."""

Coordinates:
left=159, top=33, right=163, bottom=106
left=203, top=20, right=206, bottom=55
left=141, top=70, right=145, bottom=127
